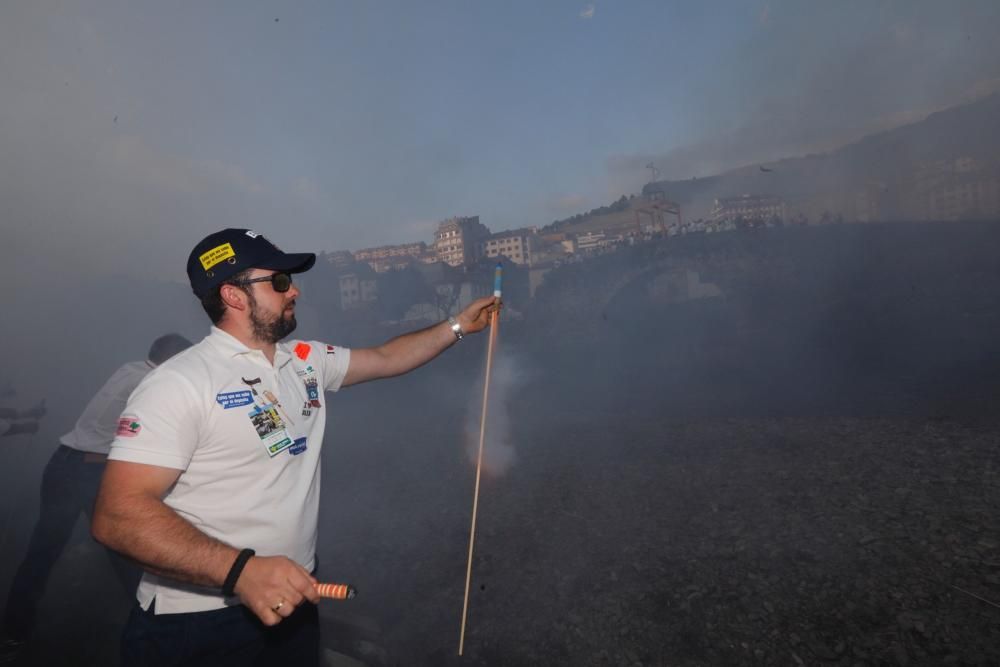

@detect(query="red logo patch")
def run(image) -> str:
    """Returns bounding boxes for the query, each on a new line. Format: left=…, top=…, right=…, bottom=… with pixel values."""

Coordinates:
left=325, top=345, right=336, bottom=355
left=294, top=343, right=311, bottom=360
left=116, top=417, right=141, bottom=438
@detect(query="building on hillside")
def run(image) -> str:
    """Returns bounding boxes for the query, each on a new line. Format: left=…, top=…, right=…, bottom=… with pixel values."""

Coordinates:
left=434, top=216, right=491, bottom=267
left=927, top=179, right=1000, bottom=221
left=912, top=158, right=1000, bottom=222
left=382, top=252, right=439, bottom=272
left=321, top=250, right=356, bottom=270
left=354, top=241, right=428, bottom=262
left=711, top=195, right=787, bottom=226
left=482, top=228, right=536, bottom=266
left=337, top=262, right=378, bottom=310
left=575, top=231, right=608, bottom=252
left=410, top=259, right=489, bottom=319
left=354, top=242, right=434, bottom=272
left=633, top=194, right=682, bottom=233
left=308, top=254, right=378, bottom=312
left=527, top=236, right=573, bottom=264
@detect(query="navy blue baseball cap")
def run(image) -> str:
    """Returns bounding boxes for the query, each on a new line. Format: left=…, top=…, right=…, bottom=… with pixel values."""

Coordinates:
left=187, top=228, right=316, bottom=297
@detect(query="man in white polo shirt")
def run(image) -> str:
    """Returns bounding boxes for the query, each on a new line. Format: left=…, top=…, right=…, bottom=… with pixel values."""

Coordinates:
left=91, top=228, right=497, bottom=666
left=0, top=335, right=190, bottom=660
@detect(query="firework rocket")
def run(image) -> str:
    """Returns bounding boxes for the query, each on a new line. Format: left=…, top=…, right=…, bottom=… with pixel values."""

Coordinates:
left=459, top=261, right=503, bottom=656
left=315, top=582, right=357, bottom=600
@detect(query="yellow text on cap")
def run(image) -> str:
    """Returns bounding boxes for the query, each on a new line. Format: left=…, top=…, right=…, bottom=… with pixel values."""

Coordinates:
left=199, top=243, right=236, bottom=271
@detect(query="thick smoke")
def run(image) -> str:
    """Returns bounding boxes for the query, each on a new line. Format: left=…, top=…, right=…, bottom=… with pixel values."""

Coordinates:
left=464, top=351, right=523, bottom=477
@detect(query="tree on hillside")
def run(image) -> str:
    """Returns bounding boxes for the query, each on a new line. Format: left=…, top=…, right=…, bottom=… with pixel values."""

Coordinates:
left=545, top=194, right=635, bottom=232
left=375, top=267, right=436, bottom=321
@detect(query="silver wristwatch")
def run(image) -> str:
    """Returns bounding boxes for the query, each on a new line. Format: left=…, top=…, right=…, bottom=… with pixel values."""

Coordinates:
left=448, top=316, right=464, bottom=341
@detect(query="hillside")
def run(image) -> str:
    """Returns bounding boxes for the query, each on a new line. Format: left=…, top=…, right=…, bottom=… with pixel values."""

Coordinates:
left=609, top=92, right=1000, bottom=224
left=643, top=94, right=1000, bottom=219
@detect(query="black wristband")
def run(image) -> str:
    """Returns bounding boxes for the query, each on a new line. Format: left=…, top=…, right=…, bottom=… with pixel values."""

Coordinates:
left=222, top=548, right=255, bottom=597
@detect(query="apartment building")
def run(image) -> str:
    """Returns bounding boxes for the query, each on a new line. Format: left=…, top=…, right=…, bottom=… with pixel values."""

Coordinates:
left=434, top=216, right=491, bottom=267
left=711, top=195, right=787, bottom=225
left=354, top=241, right=434, bottom=272
left=482, top=228, right=536, bottom=265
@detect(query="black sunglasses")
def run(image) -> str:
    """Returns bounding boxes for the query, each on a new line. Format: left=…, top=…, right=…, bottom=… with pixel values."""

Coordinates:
left=228, top=272, right=294, bottom=293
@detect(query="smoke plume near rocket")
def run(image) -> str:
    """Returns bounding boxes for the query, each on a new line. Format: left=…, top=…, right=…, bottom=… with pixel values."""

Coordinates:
left=464, top=350, right=522, bottom=477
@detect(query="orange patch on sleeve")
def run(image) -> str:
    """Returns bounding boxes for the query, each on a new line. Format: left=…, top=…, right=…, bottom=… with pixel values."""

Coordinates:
left=294, top=342, right=311, bottom=360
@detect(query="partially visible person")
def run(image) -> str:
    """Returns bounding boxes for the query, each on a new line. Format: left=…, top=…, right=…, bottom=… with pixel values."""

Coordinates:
left=0, top=335, right=192, bottom=661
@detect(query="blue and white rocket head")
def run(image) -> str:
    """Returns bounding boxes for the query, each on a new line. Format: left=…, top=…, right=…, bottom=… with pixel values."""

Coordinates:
left=493, top=262, right=503, bottom=298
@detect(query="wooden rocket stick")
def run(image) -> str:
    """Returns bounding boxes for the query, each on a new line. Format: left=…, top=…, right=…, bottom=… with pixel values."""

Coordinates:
left=459, top=264, right=503, bottom=656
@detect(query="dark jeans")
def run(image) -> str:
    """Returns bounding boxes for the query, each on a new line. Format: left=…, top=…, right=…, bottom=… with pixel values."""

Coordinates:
left=121, top=599, right=319, bottom=667
left=2, top=445, right=141, bottom=640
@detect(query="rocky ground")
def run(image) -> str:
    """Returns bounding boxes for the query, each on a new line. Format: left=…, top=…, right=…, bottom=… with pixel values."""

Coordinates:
left=3, top=404, right=999, bottom=667
left=313, top=379, right=1000, bottom=667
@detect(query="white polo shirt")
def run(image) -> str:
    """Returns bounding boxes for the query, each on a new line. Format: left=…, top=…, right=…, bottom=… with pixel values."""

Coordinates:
left=60, top=361, right=154, bottom=454
left=108, top=326, right=350, bottom=614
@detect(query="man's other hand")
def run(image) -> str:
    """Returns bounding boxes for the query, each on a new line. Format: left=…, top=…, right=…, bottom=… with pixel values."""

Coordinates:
left=234, top=555, right=320, bottom=626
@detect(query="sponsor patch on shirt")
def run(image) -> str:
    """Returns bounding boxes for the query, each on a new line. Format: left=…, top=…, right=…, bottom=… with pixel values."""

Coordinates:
left=116, top=416, right=142, bottom=437
left=289, top=437, right=308, bottom=455
left=325, top=345, right=336, bottom=355
left=295, top=365, right=315, bottom=377
left=216, top=390, right=254, bottom=409
left=294, top=343, right=311, bottom=360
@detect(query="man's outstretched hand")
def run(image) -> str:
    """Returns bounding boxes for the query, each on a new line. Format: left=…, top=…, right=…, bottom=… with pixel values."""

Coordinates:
left=456, top=296, right=501, bottom=335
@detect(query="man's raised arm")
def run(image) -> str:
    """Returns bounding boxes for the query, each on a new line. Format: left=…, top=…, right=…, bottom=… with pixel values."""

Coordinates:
left=343, top=296, right=498, bottom=387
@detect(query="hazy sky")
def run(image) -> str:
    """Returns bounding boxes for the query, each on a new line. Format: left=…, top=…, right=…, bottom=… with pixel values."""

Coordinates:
left=3, top=0, right=1000, bottom=281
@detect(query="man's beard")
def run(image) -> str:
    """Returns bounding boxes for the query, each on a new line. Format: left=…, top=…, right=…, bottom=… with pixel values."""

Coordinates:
left=248, top=292, right=297, bottom=344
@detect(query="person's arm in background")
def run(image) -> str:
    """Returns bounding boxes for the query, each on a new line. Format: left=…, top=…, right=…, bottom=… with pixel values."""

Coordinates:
left=0, top=401, right=45, bottom=437
left=1, top=421, right=39, bottom=437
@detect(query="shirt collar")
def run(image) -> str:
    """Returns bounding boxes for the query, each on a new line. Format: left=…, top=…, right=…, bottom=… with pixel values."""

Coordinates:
left=208, top=326, right=292, bottom=368
left=207, top=326, right=292, bottom=369
left=207, top=326, right=252, bottom=357
left=274, top=342, right=293, bottom=369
